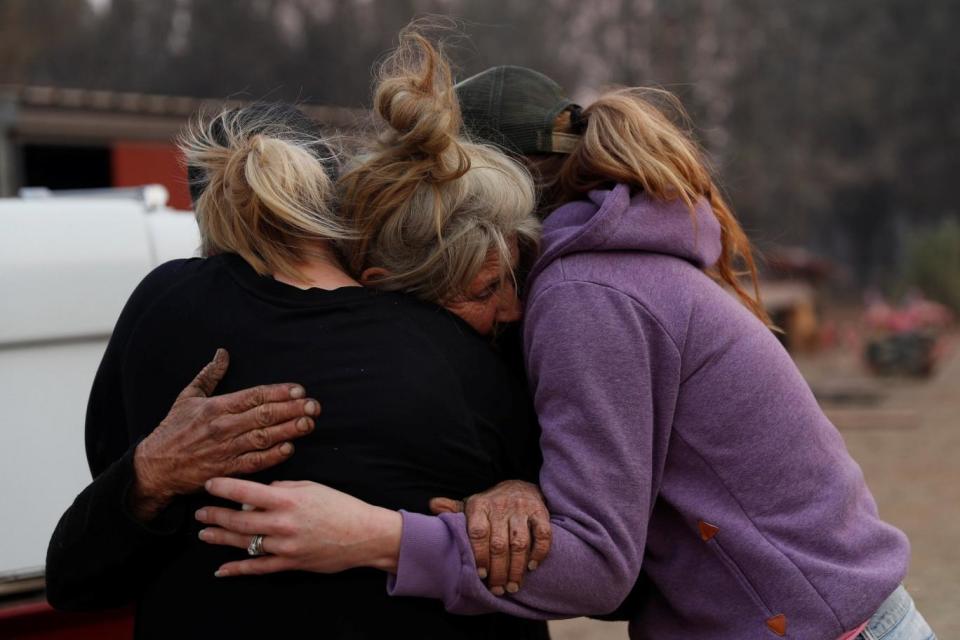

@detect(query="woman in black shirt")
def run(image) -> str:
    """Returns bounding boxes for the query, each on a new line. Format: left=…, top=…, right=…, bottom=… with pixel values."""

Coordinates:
left=45, top=41, right=547, bottom=640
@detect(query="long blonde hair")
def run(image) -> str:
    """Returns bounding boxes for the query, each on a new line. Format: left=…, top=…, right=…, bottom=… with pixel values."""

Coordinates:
left=179, top=103, right=354, bottom=282
left=337, top=29, right=539, bottom=305
left=544, top=88, right=770, bottom=325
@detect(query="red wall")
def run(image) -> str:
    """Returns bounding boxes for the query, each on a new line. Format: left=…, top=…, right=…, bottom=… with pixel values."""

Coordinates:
left=111, top=142, right=192, bottom=210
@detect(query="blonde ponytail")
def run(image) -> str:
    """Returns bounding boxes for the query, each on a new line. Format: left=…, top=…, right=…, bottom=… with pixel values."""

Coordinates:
left=338, top=28, right=539, bottom=304
left=552, top=88, right=770, bottom=326
left=179, top=104, right=354, bottom=282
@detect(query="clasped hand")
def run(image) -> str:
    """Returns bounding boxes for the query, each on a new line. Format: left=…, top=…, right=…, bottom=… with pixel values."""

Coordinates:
left=196, top=478, right=552, bottom=595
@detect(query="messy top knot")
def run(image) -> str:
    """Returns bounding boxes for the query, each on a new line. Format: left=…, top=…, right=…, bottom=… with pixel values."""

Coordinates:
left=179, top=103, right=354, bottom=282
left=373, top=31, right=469, bottom=180
left=338, top=27, right=539, bottom=306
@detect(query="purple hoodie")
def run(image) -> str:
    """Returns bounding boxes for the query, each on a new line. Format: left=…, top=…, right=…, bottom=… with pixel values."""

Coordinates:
left=389, top=184, right=909, bottom=639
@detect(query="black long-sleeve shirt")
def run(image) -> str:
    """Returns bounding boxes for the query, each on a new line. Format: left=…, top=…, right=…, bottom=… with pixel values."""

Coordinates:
left=45, top=253, right=547, bottom=640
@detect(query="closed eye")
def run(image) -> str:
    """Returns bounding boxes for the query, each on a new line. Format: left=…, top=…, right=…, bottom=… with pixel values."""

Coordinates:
left=473, top=279, right=502, bottom=301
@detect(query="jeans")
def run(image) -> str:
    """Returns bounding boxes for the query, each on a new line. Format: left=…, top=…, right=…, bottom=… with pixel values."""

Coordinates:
left=857, top=585, right=936, bottom=640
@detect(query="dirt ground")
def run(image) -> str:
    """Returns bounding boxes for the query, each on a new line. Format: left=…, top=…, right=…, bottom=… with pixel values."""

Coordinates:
left=548, top=337, right=959, bottom=639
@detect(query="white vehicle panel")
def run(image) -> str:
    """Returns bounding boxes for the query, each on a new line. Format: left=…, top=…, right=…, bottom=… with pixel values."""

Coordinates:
left=0, top=197, right=200, bottom=582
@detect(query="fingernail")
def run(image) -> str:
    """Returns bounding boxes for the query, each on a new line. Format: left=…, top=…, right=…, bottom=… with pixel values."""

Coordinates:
left=304, top=400, right=319, bottom=415
left=477, top=568, right=487, bottom=579
left=506, top=582, right=519, bottom=594
left=280, top=442, right=294, bottom=455
left=241, top=503, right=255, bottom=512
left=214, top=570, right=225, bottom=578
left=528, top=560, right=538, bottom=571
left=297, top=417, right=313, bottom=433
left=204, top=479, right=213, bottom=492
left=289, top=385, right=305, bottom=399
left=491, top=586, right=505, bottom=596
left=198, top=529, right=209, bottom=541
left=195, top=509, right=207, bottom=521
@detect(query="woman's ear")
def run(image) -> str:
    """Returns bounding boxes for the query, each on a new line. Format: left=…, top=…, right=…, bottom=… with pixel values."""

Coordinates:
left=360, top=267, right=391, bottom=285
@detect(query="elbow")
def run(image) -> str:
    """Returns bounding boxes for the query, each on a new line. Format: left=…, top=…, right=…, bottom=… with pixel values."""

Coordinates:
left=45, top=592, right=72, bottom=612
left=573, top=551, right=641, bottom=616
left=44, top=574, right=111, bottom=612
left=44, top=547, right=94, bottom=612
left=587, top=571, right=638, bottom=616
left=44, top=547, right=68, bottom=610
left=43, top=571, right=75, bottom=612
left=543, top=515, right=645, bottom=615
left=43, top=560, right=82, bottom=612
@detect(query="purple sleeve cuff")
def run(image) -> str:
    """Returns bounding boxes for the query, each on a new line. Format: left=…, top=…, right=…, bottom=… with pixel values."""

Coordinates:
left=386, top=510, right=469, bottom=604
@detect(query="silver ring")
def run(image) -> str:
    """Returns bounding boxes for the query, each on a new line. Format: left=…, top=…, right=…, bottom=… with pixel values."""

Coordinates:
left=247, top=534, right=266, bottom=556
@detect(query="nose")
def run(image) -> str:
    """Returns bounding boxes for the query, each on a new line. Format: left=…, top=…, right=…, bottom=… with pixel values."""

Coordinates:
left=497, top=288, right=523, bottom=324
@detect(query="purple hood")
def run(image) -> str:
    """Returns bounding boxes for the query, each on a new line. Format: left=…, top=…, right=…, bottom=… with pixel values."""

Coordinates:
left=530, top=183, right=722, bottom=283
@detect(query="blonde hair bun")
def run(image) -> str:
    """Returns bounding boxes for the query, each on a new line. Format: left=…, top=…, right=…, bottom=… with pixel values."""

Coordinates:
left=338, top=27, right=539, bottom=307
left=374, top=30, right=469, bottom=181
left=180, top=103, right=354, bottom=281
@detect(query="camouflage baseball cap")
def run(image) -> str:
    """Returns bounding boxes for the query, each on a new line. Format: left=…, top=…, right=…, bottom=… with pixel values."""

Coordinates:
left=455, top=65, right=581, bottom=155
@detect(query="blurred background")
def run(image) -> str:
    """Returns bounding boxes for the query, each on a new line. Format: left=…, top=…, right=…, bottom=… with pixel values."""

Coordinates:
left=0, top=1, right=957, bottom=638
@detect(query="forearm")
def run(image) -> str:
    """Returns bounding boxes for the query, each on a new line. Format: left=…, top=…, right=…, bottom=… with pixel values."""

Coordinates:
left=388, top=509, right=641, bottom=618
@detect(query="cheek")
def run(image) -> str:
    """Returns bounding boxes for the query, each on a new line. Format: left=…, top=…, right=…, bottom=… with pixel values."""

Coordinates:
left=446, top=300, right=498, bottom=334
left=501, top=287, right=520, bottom=310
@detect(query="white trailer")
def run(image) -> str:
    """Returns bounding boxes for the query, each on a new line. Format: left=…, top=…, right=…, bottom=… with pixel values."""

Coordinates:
left=0, top=186, right=199, bottom=595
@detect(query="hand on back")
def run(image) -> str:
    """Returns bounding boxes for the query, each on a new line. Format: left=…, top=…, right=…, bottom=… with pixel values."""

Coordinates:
left=130, top=349, right=320, bottom=521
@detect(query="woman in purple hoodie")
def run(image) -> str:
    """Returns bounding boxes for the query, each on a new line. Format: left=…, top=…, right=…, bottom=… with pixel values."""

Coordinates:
left=194, top=61, right=935, bottom=639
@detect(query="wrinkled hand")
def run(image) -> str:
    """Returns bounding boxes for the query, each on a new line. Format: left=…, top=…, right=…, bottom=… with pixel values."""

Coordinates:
left=430, top=479, right=551, bottom=596
left=130, top=349, right=320, bottom=521
left=195, top=478, right=402, bottom=576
